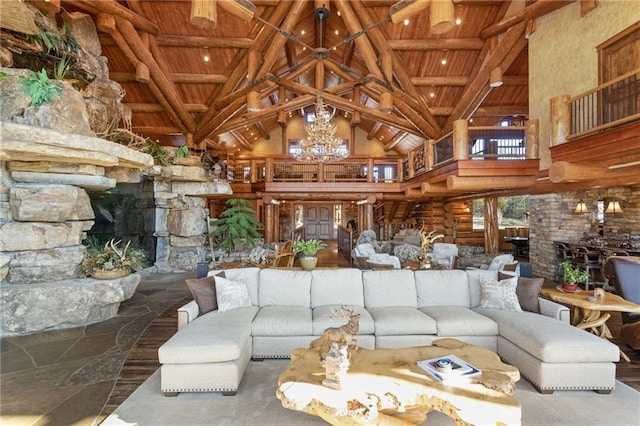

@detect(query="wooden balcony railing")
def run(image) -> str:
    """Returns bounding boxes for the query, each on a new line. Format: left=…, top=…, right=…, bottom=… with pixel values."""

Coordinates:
left=567, top=69, right=640, bottom=140
left=418, top=122, right=535, bottom=173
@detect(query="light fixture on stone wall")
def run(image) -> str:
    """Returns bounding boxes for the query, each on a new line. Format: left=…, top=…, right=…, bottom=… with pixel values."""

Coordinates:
left=574, top=193, right=589, bottom=213
left=294, top=94, right=348, bottom=162
left=605, top=191, right=624, bottom=214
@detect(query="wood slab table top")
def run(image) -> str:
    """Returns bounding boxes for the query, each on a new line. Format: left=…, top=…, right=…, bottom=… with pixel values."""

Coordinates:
left=540, top=288, right=640, bottom=313
left=277, top=338, right=521, bottom=426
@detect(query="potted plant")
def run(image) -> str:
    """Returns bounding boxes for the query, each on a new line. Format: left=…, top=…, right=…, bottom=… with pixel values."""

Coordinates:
left=293, top=239, right=327, bottom=271
left=559, top=261, right=589, bottom=293
left=78, top=237, right=147, bottom=279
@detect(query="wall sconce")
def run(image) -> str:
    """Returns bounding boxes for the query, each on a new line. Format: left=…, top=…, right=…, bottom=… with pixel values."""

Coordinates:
left=605, top=199, right=623, bottom=213
left=574, top=192, right=589, bottom=213
left=605, top=189, right=623, bottom=214
left=574, top=200, right=589, bottom=213
left=489, top=67, right=503, bottom=88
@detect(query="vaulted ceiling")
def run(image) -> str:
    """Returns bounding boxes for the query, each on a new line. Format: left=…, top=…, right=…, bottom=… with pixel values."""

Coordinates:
left=62, top=0, right=574, bottom=155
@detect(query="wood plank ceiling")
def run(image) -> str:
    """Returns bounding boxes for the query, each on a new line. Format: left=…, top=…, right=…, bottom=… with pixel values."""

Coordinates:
left=62, top=0, right=573, bottom=155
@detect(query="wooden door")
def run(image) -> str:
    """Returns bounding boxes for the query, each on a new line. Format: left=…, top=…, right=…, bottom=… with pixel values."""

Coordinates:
left=305, top=206, right=333, bottom=240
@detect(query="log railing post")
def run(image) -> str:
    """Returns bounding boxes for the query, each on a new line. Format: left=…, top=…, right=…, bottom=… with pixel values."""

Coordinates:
left=250, top=159, right=257, bottom=183
left=484, top=196, right=499, bottom=255
left=525, top=118, right=539, bottom=159
left=453, top=119, right=469, bottom=160
left=367, top=158, right=375, bottom=183
left=550, top=95, right=571, bottom=145
left=265, top=158, right=274, bottom=183
left=426, top=139, right=435, bottom=170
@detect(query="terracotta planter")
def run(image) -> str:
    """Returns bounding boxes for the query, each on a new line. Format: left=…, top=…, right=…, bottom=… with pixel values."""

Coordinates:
left=561, top=283, right=579, bottom=293
left=90, top=268, right=130, bottom=280
left=299, top=255, right=318, bottom=271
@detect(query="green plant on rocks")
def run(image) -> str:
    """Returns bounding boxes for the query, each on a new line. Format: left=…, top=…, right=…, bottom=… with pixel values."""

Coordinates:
left=18, top=69, right=63, bottom=106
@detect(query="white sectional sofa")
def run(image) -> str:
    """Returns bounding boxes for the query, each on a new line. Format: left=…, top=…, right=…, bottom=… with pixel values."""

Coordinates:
left=158, top=268, right=619, bottom=396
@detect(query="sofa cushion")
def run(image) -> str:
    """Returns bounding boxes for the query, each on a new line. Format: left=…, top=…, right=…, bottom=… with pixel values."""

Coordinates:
left=215, top=275, right=252, bottom=312
left=363, top=269, right=417, bottom=308
left=499, top=272, right=544, bottom=313
left=158, top=306, right=258, bottom=364
left=312, top=305, right=375, bottom=335
left=259, top=269, right=311, bottom=307
left=210, top=268, right=260, bottom=307
left=415, top=270, right=470, bottom=307
left=473, top=307, right=620, bottom=363
left=466, top=269, right=498, bottom=307
left=252, top=306, right=312, bottom=336
left=311, top=269, right=364, bottom=307
left=367, top=307, right=437, bottom=335
left=479, top=275, right=522, bottom=312
left=418, top=306, right=498, bottom=336
left=186, top=273, right=221, bottom=315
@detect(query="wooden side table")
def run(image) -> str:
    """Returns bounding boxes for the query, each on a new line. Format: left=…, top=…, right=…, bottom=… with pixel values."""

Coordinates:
left=541, top=288, right=640, bottom=362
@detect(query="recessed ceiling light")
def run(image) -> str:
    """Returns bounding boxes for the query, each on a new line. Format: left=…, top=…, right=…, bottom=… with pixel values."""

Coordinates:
left=301, top=30, right=305, bottom=35
left=430, top=92, right=435, bottom=98
left=203, top=55, right=210, bottom=62
left=302, top=47, right=306, bottom=51
left=441, top=58, right=447, bottom=65
left=337, top=10, right=341, bottom=16
left=335, top=30, right=339, bottom=35
left=403, top=19, right=410, bottom=26
left=456, top=18, right=462, bottom=25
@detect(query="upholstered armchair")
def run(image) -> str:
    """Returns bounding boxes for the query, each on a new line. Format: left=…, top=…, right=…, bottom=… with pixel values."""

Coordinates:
left=354, top=243, right=401, bottom=269
left=427, top=243, right=459, bottom=269
left=607, top=257, right=640, bottom=350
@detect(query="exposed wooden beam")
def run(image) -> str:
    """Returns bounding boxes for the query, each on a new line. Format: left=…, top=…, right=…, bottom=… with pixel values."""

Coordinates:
left=255, top=122, right=271, bottom=140
left=116, top=18, right=196, bottom=133
left=402, top=201, right=417, bottom=221
left=126, top=103, right=208, bottom=113
left=110, top=72, right=228, bottom=84
left=231, top=131, right=254, bottom=151
left=65, top=0, right=159, bottom=35
left=195, top=1, right=291, bottom=138
left=480, top=0, right=574, bottom=39
left=384, top=132, right=409, bottom=151
left=156, top=35, right=253, bottom=49
left=194, top=96, right=247, bottom=141
left=105, top=26, right=190, bottom=135
left=444, top=23, right=526, bottom=131
left=412, top=76, right=468, bottom=86
left=389, top=38, right=484, bottom=50
left=447, top=175, right=537, bottom=191
left=368, top=122, right=383, bottom=140
left=388, top=201, right=400, bottom=221
left=350, top=0, right=442, bottom=135
left=132, top=126, right=182, bottom=134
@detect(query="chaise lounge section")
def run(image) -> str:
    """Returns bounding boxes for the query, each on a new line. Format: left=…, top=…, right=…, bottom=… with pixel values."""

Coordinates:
left=158, top=267, right=619, bottom=396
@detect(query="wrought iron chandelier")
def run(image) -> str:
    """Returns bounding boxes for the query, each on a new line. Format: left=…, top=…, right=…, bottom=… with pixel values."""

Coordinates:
left=294, top=94, right=349, bottom=162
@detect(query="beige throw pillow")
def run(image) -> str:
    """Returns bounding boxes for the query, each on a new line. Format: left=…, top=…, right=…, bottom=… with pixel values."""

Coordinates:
left=480, top=275, right=522, bottom=312
left=215, top=275, right=252, bottom=312
left=499, top=272, right=544, bottom=313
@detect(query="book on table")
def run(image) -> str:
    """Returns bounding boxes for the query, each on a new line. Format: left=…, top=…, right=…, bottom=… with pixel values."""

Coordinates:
left=416, top=354, right=481, bottom=383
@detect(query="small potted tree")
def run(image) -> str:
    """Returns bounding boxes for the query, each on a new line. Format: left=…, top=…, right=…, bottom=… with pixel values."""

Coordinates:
left=210, top=198, right=263, bottom=257
left=559, top=261, right=589, bottom=293
left=293, top=239, right=327, bottom=271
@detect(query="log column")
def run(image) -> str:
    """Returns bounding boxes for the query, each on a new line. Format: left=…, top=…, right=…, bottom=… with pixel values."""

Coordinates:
left=484, top=197, right=499, bottom=254
left=453, top=119, right=469, bottom=161
left=550, top=95, right=571, bottom=146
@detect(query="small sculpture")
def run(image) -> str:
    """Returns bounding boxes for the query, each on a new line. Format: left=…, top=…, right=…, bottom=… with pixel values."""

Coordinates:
left=418, top=229, right=444, bottom=269
left=322, top=343, right=350, bottom=390
left=310, top=313, right=360, bottom=361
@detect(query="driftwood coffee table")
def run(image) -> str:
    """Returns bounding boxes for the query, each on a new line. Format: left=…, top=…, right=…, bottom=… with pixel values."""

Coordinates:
left=277, top=338, right=521, bottom=425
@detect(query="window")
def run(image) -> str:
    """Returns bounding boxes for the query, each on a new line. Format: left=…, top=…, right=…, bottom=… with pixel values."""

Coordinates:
left=472, top=196, right=530, bottom=230
left=333, top=205, right=342, bottom=229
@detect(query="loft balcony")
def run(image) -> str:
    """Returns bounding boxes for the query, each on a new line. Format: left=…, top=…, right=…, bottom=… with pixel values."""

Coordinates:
left=225, top=123, right=541, bottom=200
left=549, top=69, right=640, bottom=186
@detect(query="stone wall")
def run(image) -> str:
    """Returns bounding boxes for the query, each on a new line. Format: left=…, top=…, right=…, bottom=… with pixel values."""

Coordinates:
left=529, top=187, right=640, bottom=280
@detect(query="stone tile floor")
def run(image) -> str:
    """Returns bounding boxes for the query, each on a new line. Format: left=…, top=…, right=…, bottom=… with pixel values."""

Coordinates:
left=0, top=272, right=193, bottom=426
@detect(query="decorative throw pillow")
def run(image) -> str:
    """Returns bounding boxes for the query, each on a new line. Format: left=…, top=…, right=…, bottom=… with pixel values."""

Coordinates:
left=215, top=275, right=252, bottom=312
left=479, top=275, right=522, bottom=312
left=185, top=271, right=225, bottom=315
left=499, top=272, right=544, bottom=313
